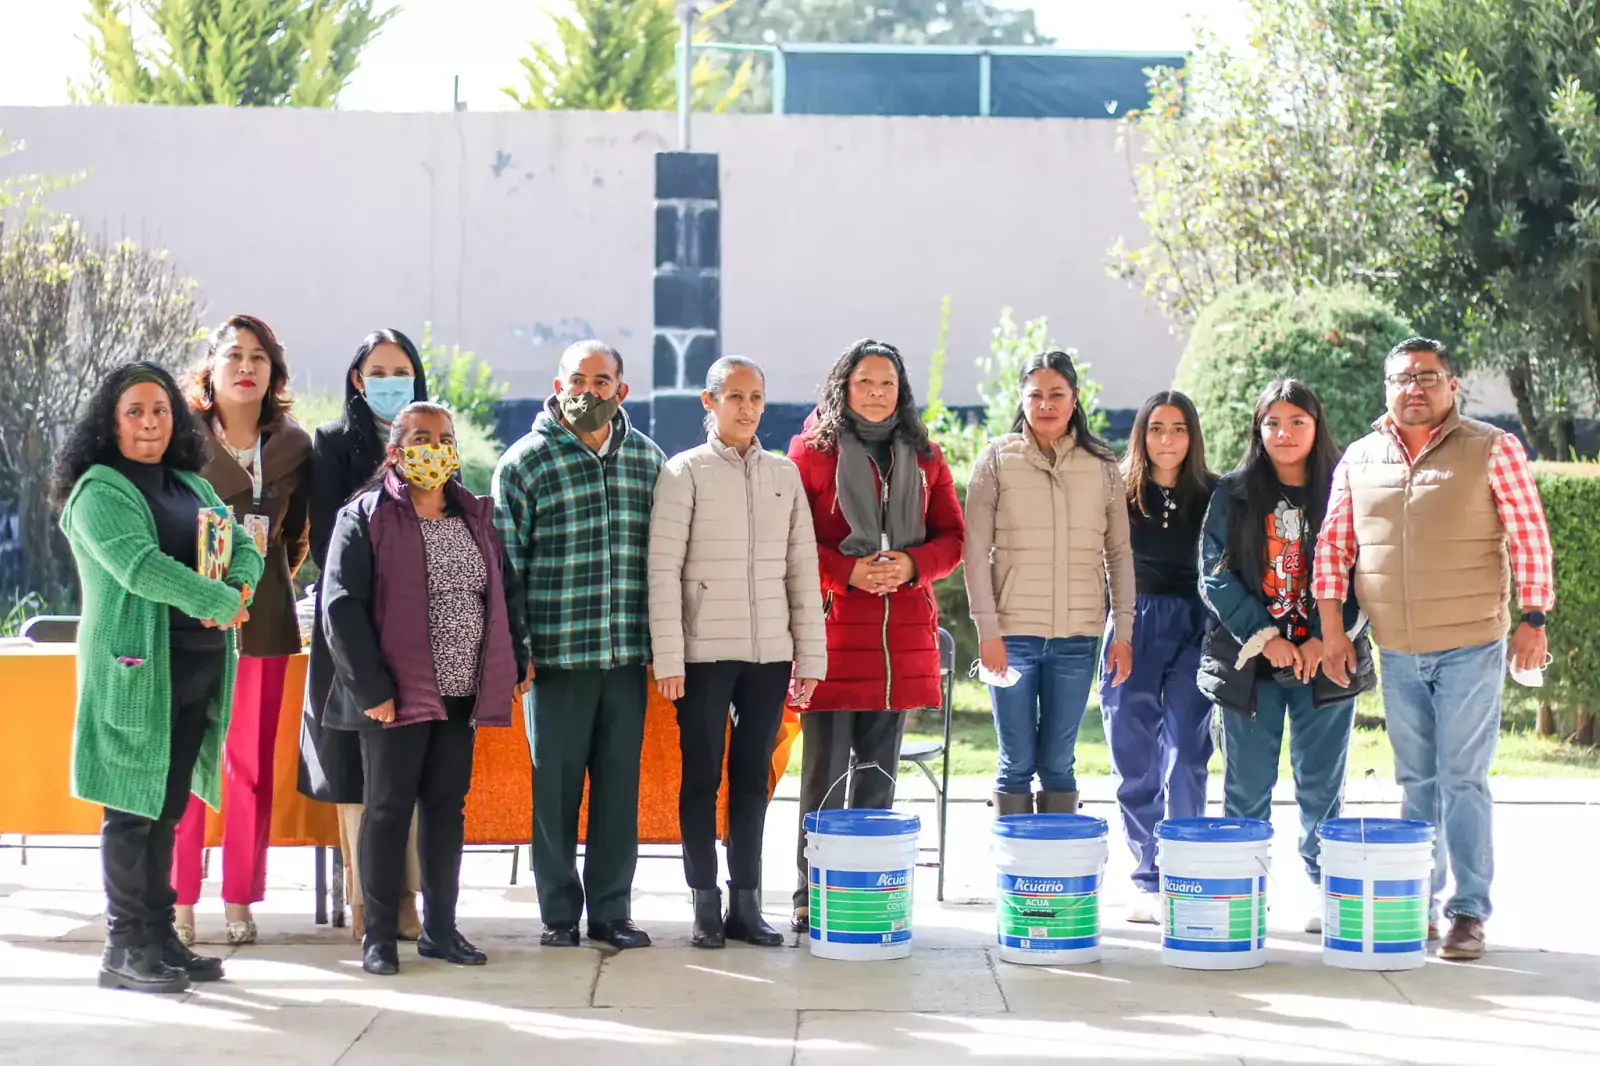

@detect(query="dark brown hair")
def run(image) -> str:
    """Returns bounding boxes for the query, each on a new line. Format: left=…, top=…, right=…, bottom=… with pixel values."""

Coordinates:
left=186, top=313, right=293, bottom=425
left=1122, top=390, right=1215, bottom=518
left=1009, top=350, right=1116, bottom=463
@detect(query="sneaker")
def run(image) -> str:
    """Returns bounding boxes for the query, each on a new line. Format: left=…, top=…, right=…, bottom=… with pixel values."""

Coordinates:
left=1126, top=892, right=1161, bottom=926
left=1305, top=907, right=1323, bottom=935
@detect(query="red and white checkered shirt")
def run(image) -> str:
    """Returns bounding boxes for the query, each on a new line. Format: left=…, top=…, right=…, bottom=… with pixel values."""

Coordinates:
left=1312, top=419, right=1555, bottom=611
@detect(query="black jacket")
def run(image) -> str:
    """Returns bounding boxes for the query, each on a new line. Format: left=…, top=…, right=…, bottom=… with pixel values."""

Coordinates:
left=1196, top=475, right=1377, bottom=716
left=297, top=346, right=428, bottom=801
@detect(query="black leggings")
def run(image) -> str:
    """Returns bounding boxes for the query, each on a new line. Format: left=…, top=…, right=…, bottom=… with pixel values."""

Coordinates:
left=101, top=645, right=223, bottom=946
left=674, top=661, right=790, bottom=891
left=358, top=696, right=476, bottom=943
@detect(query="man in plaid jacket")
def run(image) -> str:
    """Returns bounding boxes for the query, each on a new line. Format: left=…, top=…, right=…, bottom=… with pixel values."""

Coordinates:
left=492, top=340, right=666, bottom=950
left=1314, top=337, right=1555, bottom=964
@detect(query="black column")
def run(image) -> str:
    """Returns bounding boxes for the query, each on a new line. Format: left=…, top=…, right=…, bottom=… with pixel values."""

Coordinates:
left=651, top=152, right=721, bottom=457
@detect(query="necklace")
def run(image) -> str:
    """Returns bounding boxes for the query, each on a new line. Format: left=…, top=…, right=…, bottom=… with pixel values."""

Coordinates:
left=1156, top=484, right=1177, bottom=529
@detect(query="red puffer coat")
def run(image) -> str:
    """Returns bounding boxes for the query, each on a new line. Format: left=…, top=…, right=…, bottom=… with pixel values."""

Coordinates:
left=787, top=420, right=965, bottom=712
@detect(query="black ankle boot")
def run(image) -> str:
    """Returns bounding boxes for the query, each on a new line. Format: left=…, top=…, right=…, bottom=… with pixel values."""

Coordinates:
left=157, top=926, right=224, bottom=982
left=99, top=942, right=190, bottom=994
left=723, top=886, right=784, bottom=947
left=691, top=888, right=725, bottom=948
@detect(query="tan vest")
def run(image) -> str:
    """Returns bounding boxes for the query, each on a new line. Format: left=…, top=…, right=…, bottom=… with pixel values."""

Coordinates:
left=984, top=433, right=1130, bottom=640
left=1344, top=409, right=1510, bottom=655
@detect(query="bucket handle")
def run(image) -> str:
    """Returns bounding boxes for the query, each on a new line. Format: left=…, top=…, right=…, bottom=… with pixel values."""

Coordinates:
left=814, top=761, right=898, bottom=818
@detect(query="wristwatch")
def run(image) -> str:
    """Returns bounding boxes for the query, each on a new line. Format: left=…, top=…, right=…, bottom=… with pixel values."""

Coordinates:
left=1524, top=611, right=1547, bottom=629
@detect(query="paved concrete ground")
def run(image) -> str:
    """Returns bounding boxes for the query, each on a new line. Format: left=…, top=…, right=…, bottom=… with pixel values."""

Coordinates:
left=1, top=787, right=1597, bottom=1065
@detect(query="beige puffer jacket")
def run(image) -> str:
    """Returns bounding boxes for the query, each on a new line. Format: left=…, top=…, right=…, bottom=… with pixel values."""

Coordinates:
left=648, top=433, right=827, bottom=680
left=963, top=431, right=1135, bottom=645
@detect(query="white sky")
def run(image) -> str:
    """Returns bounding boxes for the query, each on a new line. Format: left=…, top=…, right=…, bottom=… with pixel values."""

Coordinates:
left=0, top=0, right=1248, bottom=112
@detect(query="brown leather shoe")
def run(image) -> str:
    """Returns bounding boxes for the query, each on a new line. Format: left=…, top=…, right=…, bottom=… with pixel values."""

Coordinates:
left=1440, top=916, right=1485, bottom=961
left=1427, top=921, right=1440, bottom=943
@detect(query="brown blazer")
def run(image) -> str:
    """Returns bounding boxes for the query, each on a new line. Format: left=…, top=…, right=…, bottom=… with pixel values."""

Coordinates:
left=202, top=413, right=314, bottom=658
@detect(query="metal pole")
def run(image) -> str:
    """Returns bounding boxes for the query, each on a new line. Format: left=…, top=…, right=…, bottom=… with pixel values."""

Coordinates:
left=773, top=46, right=787, bottom=115
left=677, top=2, right=696, bottom=150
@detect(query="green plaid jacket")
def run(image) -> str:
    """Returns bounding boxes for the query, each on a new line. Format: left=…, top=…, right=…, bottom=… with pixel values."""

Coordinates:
left=492, top=399, right=665, bottom=670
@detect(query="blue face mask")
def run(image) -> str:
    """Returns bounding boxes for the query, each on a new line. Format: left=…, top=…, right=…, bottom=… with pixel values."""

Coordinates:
left=363, top=375, right=414, bottom=421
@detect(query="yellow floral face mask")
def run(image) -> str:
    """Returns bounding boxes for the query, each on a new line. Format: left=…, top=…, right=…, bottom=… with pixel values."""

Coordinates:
left=398, top=443, right=460, bottom=490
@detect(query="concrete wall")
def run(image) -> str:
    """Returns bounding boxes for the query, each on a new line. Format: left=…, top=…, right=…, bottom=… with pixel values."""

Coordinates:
left=0, top=105, right=1180, bottom=412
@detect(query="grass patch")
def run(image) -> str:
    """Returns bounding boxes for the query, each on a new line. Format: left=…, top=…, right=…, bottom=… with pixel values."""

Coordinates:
left=785, top=680, right=1600, bottom=780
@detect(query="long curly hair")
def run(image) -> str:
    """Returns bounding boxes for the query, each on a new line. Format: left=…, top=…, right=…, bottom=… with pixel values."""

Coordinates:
left=806, top=338, right=932, bottom=458
left=185, top=313, right=294, bottom=426
left=50, top=361, right=209, bottom=509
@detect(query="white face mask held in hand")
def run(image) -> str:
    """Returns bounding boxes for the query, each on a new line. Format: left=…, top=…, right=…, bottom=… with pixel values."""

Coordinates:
left=1508, top=653, right=1553, bottom=688
left=970, top=660, right=1021, bottom=689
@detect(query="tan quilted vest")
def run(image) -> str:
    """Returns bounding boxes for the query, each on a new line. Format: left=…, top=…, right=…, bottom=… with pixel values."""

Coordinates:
left=987, top=433, right=1120, bottom=639
left=1344, top=408, right=1510, bottom=655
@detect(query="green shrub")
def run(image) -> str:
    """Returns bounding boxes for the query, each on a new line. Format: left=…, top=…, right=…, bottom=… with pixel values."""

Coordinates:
left=420, top=321, right=507, bottom=439
left=1531, top=462, right=1600, bottom=742
left=980, top=308, right=1108, bottom=440
left=1174, top=284, right=1414, bottom=469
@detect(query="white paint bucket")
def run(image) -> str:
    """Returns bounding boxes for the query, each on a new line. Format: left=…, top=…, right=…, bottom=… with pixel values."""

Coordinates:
left=992, top=813, right=1109, bottom=965
left=1155, top=817, right=1272, bottom=971
left=1317, top=818, right=1436, bottom=971
left=804, top=809, right=921, bottom=961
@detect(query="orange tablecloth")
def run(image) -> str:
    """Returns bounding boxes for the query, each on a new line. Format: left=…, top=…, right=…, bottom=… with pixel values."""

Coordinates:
left=0, top=647, right=799, bottom=846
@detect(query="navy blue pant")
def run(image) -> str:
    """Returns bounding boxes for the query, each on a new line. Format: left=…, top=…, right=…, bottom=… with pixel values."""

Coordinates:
left=1099, top=594, right=1214, bottom=893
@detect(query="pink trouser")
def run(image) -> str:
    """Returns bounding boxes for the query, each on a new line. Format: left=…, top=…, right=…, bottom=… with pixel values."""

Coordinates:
left=171, top=655, right=289, bottom=906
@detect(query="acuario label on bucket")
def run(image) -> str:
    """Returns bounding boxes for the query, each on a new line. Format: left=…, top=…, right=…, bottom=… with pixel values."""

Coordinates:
left=810, top=868, right=912, bottom=945
left=1161, top=875, right=1266, bottom=952
left=996, top=873, right=1100, bottom=951
left=1324, top=877, right=1427, bottom=953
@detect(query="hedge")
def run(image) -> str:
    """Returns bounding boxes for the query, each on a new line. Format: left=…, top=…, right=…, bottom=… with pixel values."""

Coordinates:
left=1174, top=283, right=1415, bottom=469
left=1531, top=462, right=1600, bottom=742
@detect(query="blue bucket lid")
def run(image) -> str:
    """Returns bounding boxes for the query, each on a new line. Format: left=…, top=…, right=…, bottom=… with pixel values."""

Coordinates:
left=803, top=808, right=921, bottom=837
left=1156, top=817, right=1273, bottom=843
left=1318, top=818, right=1435, bottom=844
left=994, top=813, right=1108, bottom=840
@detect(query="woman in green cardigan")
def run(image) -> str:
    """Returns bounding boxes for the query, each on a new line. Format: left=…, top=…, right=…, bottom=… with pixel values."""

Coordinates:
left=50, top=362, right=263, bottom=996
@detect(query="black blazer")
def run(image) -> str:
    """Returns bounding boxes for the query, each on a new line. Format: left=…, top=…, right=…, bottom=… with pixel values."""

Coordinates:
left=297, top=413, right=388, bottom=802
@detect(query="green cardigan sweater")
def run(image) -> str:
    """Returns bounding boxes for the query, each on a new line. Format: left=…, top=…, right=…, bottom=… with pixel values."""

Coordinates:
left=60, top=464, right=264, bottom=820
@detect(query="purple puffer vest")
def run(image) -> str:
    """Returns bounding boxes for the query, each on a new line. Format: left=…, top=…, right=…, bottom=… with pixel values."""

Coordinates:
left=367, top=471, right=516, bottom=727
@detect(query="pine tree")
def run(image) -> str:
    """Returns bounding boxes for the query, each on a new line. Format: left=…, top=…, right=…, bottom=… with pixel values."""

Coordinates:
left=79, top=0, right=395, bottom=108
left=504, top=0, right=749, bottom=112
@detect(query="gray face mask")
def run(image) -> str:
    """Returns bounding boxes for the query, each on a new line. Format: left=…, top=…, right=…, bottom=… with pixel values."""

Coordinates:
left=560, top=390, right=621, bottom=433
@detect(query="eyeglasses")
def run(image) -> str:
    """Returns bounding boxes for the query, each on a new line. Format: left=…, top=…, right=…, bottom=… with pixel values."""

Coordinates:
left=1385, top=370, right=1447, bottom=389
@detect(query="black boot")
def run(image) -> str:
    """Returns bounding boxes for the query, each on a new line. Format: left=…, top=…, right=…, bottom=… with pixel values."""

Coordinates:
left=99, top=942, right=190, bottom=994
left=362, top=937, right=400, bottom=976
left=723, top=886, right=784, bottom=947
left=691, top=888, right=725, bottom=949
left=156, top=926, right=224, bottom=982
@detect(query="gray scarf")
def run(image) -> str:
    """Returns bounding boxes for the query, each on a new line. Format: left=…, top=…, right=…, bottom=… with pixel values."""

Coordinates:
left=836, top=410, right=926, bottom=557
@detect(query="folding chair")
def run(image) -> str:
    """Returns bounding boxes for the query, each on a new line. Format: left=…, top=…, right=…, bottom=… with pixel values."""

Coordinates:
left=899, top=627, right=955, bottom=901
left=19, top=616, right=78, bottom=643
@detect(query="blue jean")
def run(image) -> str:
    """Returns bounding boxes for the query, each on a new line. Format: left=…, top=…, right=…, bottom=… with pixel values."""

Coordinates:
left=1100, top=595, right=1214, bottom=893
left=1223, top=681, right=1356, bottom=883
left=1379, top=638, right=1504, bottom=922
left=989, top=636, right=1099, bottom=794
